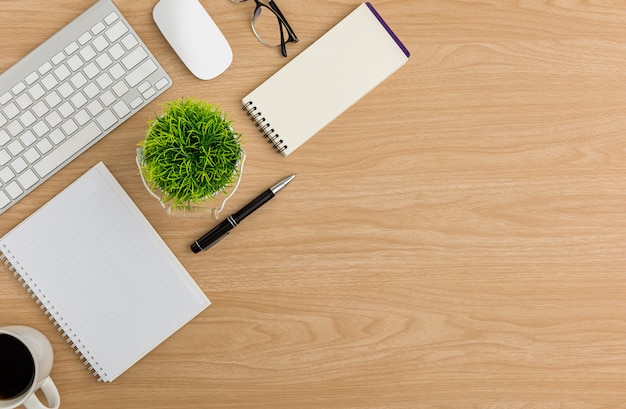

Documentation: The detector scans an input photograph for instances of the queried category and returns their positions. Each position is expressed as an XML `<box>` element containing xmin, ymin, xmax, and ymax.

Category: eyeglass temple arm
<box><xmin>279</xmin><ymin>25</ymin><xmax>287</xmax><ymax>57</ymax></box>
<box><xmin>269</xmin><ymin>0</ymin><xmax>298</xmax><ymax>41</ymax></box>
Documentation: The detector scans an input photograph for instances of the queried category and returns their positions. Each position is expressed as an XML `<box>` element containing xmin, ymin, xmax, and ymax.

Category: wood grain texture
<box><xmin>3</xmin><ymin>0</ymin><xmax>626</xmax><ymax>407</ymax></box>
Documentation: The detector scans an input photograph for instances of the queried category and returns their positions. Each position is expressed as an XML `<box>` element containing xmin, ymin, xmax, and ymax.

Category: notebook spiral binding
<box><xmin>243</xmin><ymin>101</ymin><xmax>288</xmax><ymax>154</ymax></box>
<box><xmin>0</xmin><ymin>249</ymin><xmax>106</xmax><ymax>381</ymax></box>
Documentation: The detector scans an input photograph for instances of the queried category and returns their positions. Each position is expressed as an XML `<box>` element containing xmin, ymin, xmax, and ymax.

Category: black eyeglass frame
<box><xmin>236</xmin><ymin>0</ymin><xmax>298</xmax><ymax>57</ymax></box>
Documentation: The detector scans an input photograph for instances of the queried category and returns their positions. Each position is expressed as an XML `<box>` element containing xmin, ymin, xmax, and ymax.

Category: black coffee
<box><xmin>0</xmin><ymin>334</ymin><xmax>35</xmax><ymax>400</ymax></box>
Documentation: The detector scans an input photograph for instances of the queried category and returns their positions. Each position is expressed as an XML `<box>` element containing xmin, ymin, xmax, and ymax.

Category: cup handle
<box><xmin>23</xmin><ymin>377</ymin><xmax>60</xmax><ymax>409</ymax></box>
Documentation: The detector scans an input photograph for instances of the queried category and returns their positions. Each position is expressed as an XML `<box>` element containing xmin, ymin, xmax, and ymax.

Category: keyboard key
<box><xmin>70</xmin><ymin>72</ymin><xmax>88</xmax><ymax>89</ymax></box>
<box><xmin>19</xmin><ymin>130</ymin><xmax>37</xmax><ymax>147</ymax></box>
<box><xmin>67</xmin><ymin>55</ymin><xmax>84</xmax><ymax>71</ymax></box>
<box><xmin>0</xmin><ymin>192</ymin><xmax>11</xmax><ymax>209</ymax></box>
<box><xmin>44</xmin><ymin>91</ymin><xmax>62</xmax><ymax>108</ymax></box>
<box><xmin>109</xmin><ymin>44</ymin><xmax>125</xmax><ymax>60</ymax></box>
<box><xmin>64</xmin><ymin>41</ymin><xmax>79</xmax><ymax>55</ymax></box>
<box><xmin>36</xmin><ymin>138</ymin><xmax>53</xmax><ymax>155</ymax></box>
<box><xmin>129</xmin><ymin>97</ymin><xmax>142</xmax><ymax>109</ymax></box>
<box><xmin>96</xmin><ymin>73</ymin><xmax>113</xmax><ymax>89</ymax></box>
<box><xmin>54</xmin><ymin>64</ymin><xmax>71</xmax><ymax>81</ymax></box>
<box><xmin>51</xmin><ymin>52</ymin><xmax>66</xmax><ymax>65</ymax></box>
<box><xmin>0</xmin><ymin>168</ymin><xmax>15</xmax><ymax>183</ymax></box>
<box><xmin>32</xmin><ymin>121</ymin><xmax>50</xmax><ymax>137</ymax></box>
<box><xmin>3</xmin><ymin>103</ymin><xmax>20</xmax><ymax>119</ymax></box>
<box><xmin>75</xmin><ymin>109</ymin><xmax>90</xmax><ymax>126</ymax></box>
<box><xmin>108</xmin><ymin>63</ymin><xmax>125</xmax><ymax>80</ymax></box>
<box><xmin>45</xmin><ymin>111</ymin><xmax>63</xmax><ymax>128</ymax></box>
<box><xmin>70</xmin><ymin>91</ymin><xmax>87</xmax><ymax>108</ymax></box>
<box><xmin>142</xmin><ymin>87</ymin><xmax>156</xmax><ymax>99</ymax></box>
<box><xmin>7</xmin><ymin>121</ymin><xmax>24</xmax><ymax>137</ymax></box>
<box><xmin>0</xmin><ymin>92</ymin><xmax>12</xmax><ymax>105</ymax></box>
<box><xmin>112</xmin><ymin>82</ymin><xmax>129</xmax><ymax>97</ymax></box>
<box><xmin>57</xmin><ymin>83</ymin><xmax>74</xmax><ymax>99</ymax></box>
<box><xmin>97</xmin><ymin>110</ymin><xmax>117</xmax><ymax>130</ymax></box>
<box><xmin>122</xmin><ymin>47</ymin><xmax>147</xmax><ymax>70</ymax></box>
<box><xmin>137</xmin><ymin>82</ymin><xmax>151</xmax><ymax>93</ymax></box>
<box><xmin>126</xmin><ymin>60</ymin><xmax>157</xmax><ymax>87</ymax></box>
<box><xmin>84</xmin><ymin>63</ymin><xmax>100</xmax><ymax>79</ymax></box>
<box><xmin>62</xmin><ymin>119</ymin><xmax>78</xmax><ymax>135</ymax></box>
<box><xmin>25</xmin><ymin>72</ymin><xmax>39</xmax><ymax>85</ymax></box>
<box><xmin>96</xmin><ymin>53</ymin><xmax>113</xmax><ymax>69</ymax></box>
<box><xmin>7</xmin><ymin>140</ymin><xmax>24</xmax><ymax>156</ymax></box>
<box><xmin>112</xmin><ymin>101</ymin><xmax>130</xmax><ymax>118</ymax></box>
<box><xmin>104</xmin><ymin>11</ymin><xmax>119</xmax><ymax>25</ymax></box>
<box><xmin>49</xmin><ymin>129</ymin><xmax>65</xmax><ymax>145</ymax></box>
<box><xmin>84</xmin><ymin>83</ymin><xmax>100</xmax><ymax>98</ymax></box>
<box><xmin>34</xmin><ymin>122</ymin><xmax>102</xmax><ymax>178</ymax></box>
<box><xmin>19</xmin><ymin>111</ymin><xmax>36</xmax><ymax>127</ymax></box>
<box><xmin>105</xmin><ymin>21</ymin><xmax>128</xmax><ymax>42</ymax></box>
<box><xmin>11</xmin><ymin>157</ymin><xmax>27</xmax><ymax>174</ymax></box>
<box><xmin>0</xmin><ymin>130</ymin><xmax>10</xmax><ymax>146</ymax></box>
<box><xmin>99</xmin><ymin>90</ymin><xmax>115</xmax><ymax>106</ymax></box>
<box><xmin>28</xmin><ymin>83</ymin><xmax>46</xmax><ymax>100</ymax></box>
<box><xmin>155</xmin><ymin>78</ymin><xmax>169</xmax><ymax>90</ymax></box>
<box><xmin>16</xmin><ymin>94</ymin><xmax>33</xmax><ymax>109</ymax></box>
<box><xmin>78</xmin><ymin>31</ymin><xmax>92</xmax><ymax>45</ymax></box>
<box><xmin>38</xmin><ymin>62</ymin><xmax>53</xmax><ymax>75</ymax></box>
<box><xmin>24</xmin><ymin>148</ymin><xmax>41</xmax><ymax>164</ymax></box>
<box><xmin>121</xmin><ymin>33</ymin><xmax>138</xmax><ymax>50</ymax></box>
<box><xmin>17</xmin><ymin>169</ymin><xmax>38</xmax><ymax>190</ymax></box>
<box><xmin>87</xmin><ymin>100</ymin><xmax>104</xmax><ymax>116</ymax></box>
<box><xmin>58</xmin><ymin>102</ymin><xmax>75</xmax><ymax>118</ymax></box>
<box><xmin>0</xmin><ymin>114</ymin><xmax>6</xmax><ymax>128</ymax></box>
<box><xmin>11</xmin><ymin>82</ymin><xmax>26</xmax><ymax>95</ymax></box>
<box><xmin>91</xmin><ymin>21</ymin><xmax>106</xmax><ymax>35</ymax></box>
<box><xmin>5</xmin><ymin>181</ymin><xmax>23</xmax><ymax>199</ymax></box>
<box><xmin>80</xmin><ymin>44</ymin><xmax>97</xmax><ymax>61</ymax></box>
<box><xmin>0</xmin><ymin>150</ymin><xmax>10</xmax><ymax>165</ymax></box>
<box><xmin>41</xmin><ymin>74</ymin><xmax>59</xmax><ymax>91</ymax></box>
<box><xmin>93</xmin><ymin>35</ymin><xmax>109</xmax><ymax>52</ymax></box>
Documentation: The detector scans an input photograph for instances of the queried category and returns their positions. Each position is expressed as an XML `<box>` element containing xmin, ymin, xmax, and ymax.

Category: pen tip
<box><xmin>271</xmin><ymin>174</ymin><xmax>296</xmax><ymax>193</ymax></box>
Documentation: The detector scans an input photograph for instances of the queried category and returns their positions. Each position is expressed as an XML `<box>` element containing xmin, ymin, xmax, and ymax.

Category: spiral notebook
<box><xmin>0</xmin><ymin>162</ymin><xmax>210</xmax><ymax>382</ymax></box>
<box><xmin>242</xmin><ymin>2</ymin><xmax>410</xmax><ymax>156</ymax></box>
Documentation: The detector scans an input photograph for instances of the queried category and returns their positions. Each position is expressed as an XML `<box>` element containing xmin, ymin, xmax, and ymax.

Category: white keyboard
<box><xmin>0</xmin><ymin>0</ymin><xmax>171</xmax><ymax>214</ymax></box>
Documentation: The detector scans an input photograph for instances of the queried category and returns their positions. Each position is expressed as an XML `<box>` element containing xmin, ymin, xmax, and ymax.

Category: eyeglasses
<box><xmin>231</xmin><ymin>0</ymin><xmax>298</xmax><ymax>57</ymax></box>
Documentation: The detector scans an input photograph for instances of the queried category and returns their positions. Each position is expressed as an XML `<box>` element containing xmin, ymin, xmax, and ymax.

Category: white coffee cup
<box><xmin>0</xmin><ymin>326</ymin><xmax>60</xmax><ymax>409</ymax></box>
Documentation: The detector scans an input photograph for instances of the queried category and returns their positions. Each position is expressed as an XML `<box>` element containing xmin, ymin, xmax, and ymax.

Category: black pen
<box><xmin>191</xmin><ymin>174</ymin><xmax>296</xmax><ymax>253</ymax></box>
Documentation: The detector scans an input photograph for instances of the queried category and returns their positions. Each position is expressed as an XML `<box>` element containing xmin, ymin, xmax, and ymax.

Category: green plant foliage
<box><xmin>140</xmin><ymin>98</ymin><xmax>243</xmax><ymax>206</ymax></box>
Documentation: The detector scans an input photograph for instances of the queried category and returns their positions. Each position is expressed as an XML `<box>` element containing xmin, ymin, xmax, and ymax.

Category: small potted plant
<box><xmin>137</xmin><ymin>98</ymin><xmax>245</xmax><ymax>217</ymax></box>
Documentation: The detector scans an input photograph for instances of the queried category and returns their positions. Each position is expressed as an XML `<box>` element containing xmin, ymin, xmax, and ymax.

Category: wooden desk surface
<box><xmin>2</xmin><ymin>0</ymin><xmax>626</xmax><ymax>407</ymax></box>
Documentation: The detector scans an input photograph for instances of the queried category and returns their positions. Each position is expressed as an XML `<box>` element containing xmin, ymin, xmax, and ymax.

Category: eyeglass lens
<box><xmin>252</xmin><ymin>4</ymin><xmax>285</xmax><ymax>47</ymax></box>
<box><xmin>231</xmin><ymin>0</ymin><xmax>297</xmax><ymax>57</ymax></box>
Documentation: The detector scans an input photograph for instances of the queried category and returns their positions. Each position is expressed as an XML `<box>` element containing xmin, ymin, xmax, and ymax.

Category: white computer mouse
<box><xmin>153</xmin><ymin>0</ymin><xmax>233</xmax><ymax>80</ymax></box>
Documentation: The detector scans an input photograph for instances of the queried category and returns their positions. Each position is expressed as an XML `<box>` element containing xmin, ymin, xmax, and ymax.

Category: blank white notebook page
<box><xmin>0</xmin><ymin>162</ymin><xmax>210</xmax><ymax>382</ymax></box>
<box><xmin>242</xmin><ymin>2</ymin><xmax>410</xmax><ymax>156</ymax></box>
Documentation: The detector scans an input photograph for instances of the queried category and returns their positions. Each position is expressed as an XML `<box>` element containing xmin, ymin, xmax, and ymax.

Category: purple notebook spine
<box><xmin>365</xmin><ymin>2</ymin><xmax>410</xmax><ymax>58</ymax></box>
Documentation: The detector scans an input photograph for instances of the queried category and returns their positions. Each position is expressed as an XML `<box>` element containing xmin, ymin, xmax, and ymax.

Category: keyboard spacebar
<box><xmin>34</xmin><ymin>122</ymin><xmax>103</xmax><ymax>178</ymax></box>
